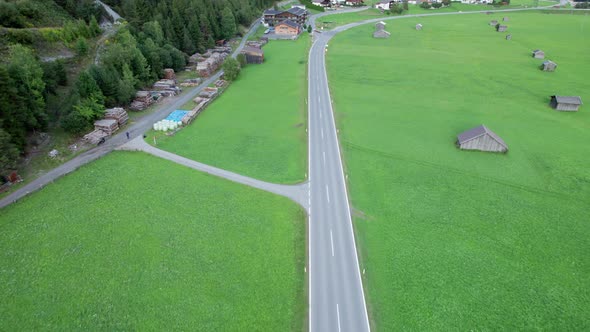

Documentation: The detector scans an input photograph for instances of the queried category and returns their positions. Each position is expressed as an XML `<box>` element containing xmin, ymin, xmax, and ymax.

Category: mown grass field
<box><xmin>149</xmin><ymin>37</ymin><xmax>310</xmax><ymax>184</ymax></box>
<box><xmin>326</xmin><ymin>11</ymin><xmax>590</xmax><ymax>330</ymax></box>
<box><xmin>0</xmin><ymin>152</ymin><xmax>306</xmax><ymax>331</ymax></box>
<box><xmin>318</xmin><ymin>0</ymin><xmax>558</xmax><ymax>27</ymax></box>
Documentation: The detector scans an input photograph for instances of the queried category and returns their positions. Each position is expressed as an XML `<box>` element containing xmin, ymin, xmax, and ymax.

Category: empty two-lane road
<box><xmin>308</xmin><ymin>32</ymin><xmax>370</xmax><ymax>332</ymax></box>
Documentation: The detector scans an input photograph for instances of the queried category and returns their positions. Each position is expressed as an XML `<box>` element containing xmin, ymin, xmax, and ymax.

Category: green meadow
<box><xmin>149</xmin><ymin>37</ymin><xmax>310</xmax><ymax>184</ymax></box>
<box><xmin>327</xmin><ymin>11</ymin><xmax>590</xmax><ymax>330</ymax></box>
<box><xmin>318</xmin><ymin>0</ymin><xmax>558</xmax><ymax>28</ymax></box>
<box><xmin>0</xmin><ymin>152</ymin><xmax>305</xmax><ymax>331</ymax></box>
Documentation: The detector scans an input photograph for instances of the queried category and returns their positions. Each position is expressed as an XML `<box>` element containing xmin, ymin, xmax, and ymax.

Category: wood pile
<box><xmin>182</xmin><ymin>97</ymin><xmax>210</xmax><ymax>125</ymax></box>
<box><xmin>180</xmin><ymin>78</ymin><xmax>202</xmax><ymax>87</ymax></box>
<box><xmin>215</xmin><ymin>80</ymin><xmax>228</xmax><ymax>88</ymax></box>
<box><xmin>199</xmin><ymin>87</ymin><xmax>218</xmax><ymax>98</ymax></box>
<box><xmin>94</xmin><ymin>119</ymin><xmax>119</xmax><ymax>135</ymax></box>
<box><xmin>196</xmin><ymin>52</ymin><xmax>226</xmax><ymax>77</ymax></box>
<box><xmin>163</xmin><ymin>68</ymin><xmax>176</xmax><ymax>80</ymax></box>
<box><xmin>130</xmin><ymin>91</ymin><xmax>154</xmax><ymax>111</ymax></box>
<box><xmin>104</xmin><ymin>107</ymin><xmax>129</xmax><ymax>126</ymax></box>
<box><xmin>83</xmin><ymin>129</ymin><xmax>109</xmax><ymax>144</ymax></box>
<box><xmin>153</xmin><ymin>79</ymin><xmax>176</xmax><ymax>90</ymax></box>
<box><xmin>246</xmin><ymin>41</ymin><xmax>263</xmax><ymax>49</ymax></box>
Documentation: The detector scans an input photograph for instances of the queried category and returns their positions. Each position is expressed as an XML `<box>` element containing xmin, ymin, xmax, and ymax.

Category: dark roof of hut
<box><xmin>457</xmin><ymin>125</ymin><xmax>507</xmax><ymax>148</ymax></box>
<box><xmin>277</xmin><ymin>19</ymin><xmax>300</xmax><ymax>29</ymax></box>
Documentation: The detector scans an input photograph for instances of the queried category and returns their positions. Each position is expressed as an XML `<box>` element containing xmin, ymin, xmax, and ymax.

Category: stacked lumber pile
<box><xmin>245</xmin><ymin>41</ymin><xmax>263</xmax><ymax>49</ymax></box>
<box><xmin>94</xmin><ymin>119</ymin><xmax>119</xmax><ymax>135</ymax></box>
<box><xmin>163</xmin><ymin>68</ymin><xmax>176</xmax><ymax>80</ymax></box>
<box><xmin>180</xmin><ymin>78</ymin><xmax>202</xmax><ymax>87</ymax></box>
<box><xmin>182</xmin><ymin>97</ymin><xmax>210</xmax><ymax>125</ymax></box>
<box><xmin>83</xmin><ymin>129</ymin><xmax>109</xmax><ymax>144</ymax></box>
<box><xmin>152</xmin><ymin>79</ymin><xmax>180</xmax><ymax>96</ymax></box>
<box><xmin>130</xmin><ymin>91</ymin><xmax>154</xmax><ymax>111</ymax></box>
<box><xmin>215</xmin><ymin>79</ymin><xmax>228</xmax><ymax>88</ymax></box>
<box><xmin>199</xmin><ymin>87</ymin><xmax>218</xmax><ymax>98</ymax></box>
<box><xmin>196</xmin><ymin>52</ymin><xmax>227</xmax><ymax>77</ymax></box>
<box><xmin>105</xmin><ymin>107</ymin><xmax>129</xmax><ymax>126</ymax></box>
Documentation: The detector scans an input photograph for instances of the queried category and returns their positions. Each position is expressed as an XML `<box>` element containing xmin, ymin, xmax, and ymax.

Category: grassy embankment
<box><xmin>0</xmin><ymin>152</ymin><xmax>306</xmax><ymax>331</ymax></box>
<box><xmin>327</xmin><ymin>11</ymin><xmax>590</xmax><ymax>330</ymax></box>
<box><xmin>148</xmin><ymin>36</ymin><xmax>311</xmax><ymax>184</ymax></box>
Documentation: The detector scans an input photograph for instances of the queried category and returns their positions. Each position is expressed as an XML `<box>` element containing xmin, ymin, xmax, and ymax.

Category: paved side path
<box><xmin>118</xmin><ymin>137</ymin><xmax>309</xmax><ymax>210</ymax></box>
<box><xmin>0</xmin><ymin>20</ymin><xmax>261</xmax><ymax>210</ymax></box>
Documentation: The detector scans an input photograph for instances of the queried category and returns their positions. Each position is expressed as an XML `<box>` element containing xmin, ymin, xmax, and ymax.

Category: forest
<box><xmin>0</xmin><ymin>0</ymin><xmax>273</xmax><ymax>172</ymax></box>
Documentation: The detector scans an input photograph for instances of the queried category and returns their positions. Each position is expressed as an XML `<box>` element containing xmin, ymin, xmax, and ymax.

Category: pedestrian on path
<box><xmin>126</xmin><ymin>131</ymin><xmax>130</xmax><ymax>139</ymax></box>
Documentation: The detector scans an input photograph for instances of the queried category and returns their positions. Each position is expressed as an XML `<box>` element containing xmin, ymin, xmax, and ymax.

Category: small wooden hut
<box><xmin>373</xmin><ymin>29</ymin><xmax>391</xmax><ymax>38</ymax></box>
<box><xmin>503</xmin><ymin>17</ymin><xmax>509</xmax><ymax>21</ymax></box>
<box><xmin>506</xmin><ymin>34</ymin><xmax>512</xmax><ymax>40</ymax></box>
<box><xmin>375</xmin><ymin>21</ymin><xmax>386</xmax><ymax>30</ymax></box>
<box><xmin>496</xmin><ymin>24</ymin><xmax>507</xmax><ymax>32</ymax></box>
<box><xmin>457</xmin><ymin>125</ymin><xmax>508</xmax><ymax>153</ymax></box>
<box><xmin>532</xmin><ymin>49</ymin><xmax>545</xmax><ymax>59</ymax></box>
<box><xmin>416</xmin><ymin>23</ymin><xmax>423</xmax><ymax>30</ymax></box>
<box><xmin>549</xmin><ymin>95</ymin><xmax>583</xmax><ymax>112</ymax></box>
<box><xmin>240</xmin><ymin>46</ymin><xmax>264</xmax><ymax>64</ymax></box>
<box><xmin>490</xmin><ymin>20</ymin><xmax>498</xmax><ymax>26</ymax></box>
<box><xmin>541</xmin><ymin>60</ymin><xmax>557</xmax><ymax>72</ymax></box>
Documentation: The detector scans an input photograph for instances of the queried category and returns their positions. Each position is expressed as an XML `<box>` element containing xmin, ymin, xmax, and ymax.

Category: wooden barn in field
<box><xmin>416</xmin><ymin>23</ymin><xmax>423</xmax><ymax>30</ymax></box>
<box><xmin>541</xmin><ymin>60</ymin><xmax>557</xmax><ymax>72</ymax></box>
<box><xmin>532</xmin><ymin>49</ymin><xmax>545</xmax><ymax>59</ymax></box>
<box><xmin>550</xmin><ymin>95</ymin><xmax>583</xmax><ymax>112</ymax></box>
<box><xmin>240</xmin><ymin>46</ymin><xmax>264</xmax><ymax>64</ymax></box>
<box><xmin>490</xmin><ymin>20</ymin><xmax>498</xmax><ymax>26</ymax></box>
<box><xmin>457</xmin><ymin>125</ymin><xmax>508</xmax><ymax>153</ymax></box>
<box><xmin>373</xmin><ymin>29</ymin><xmax>391</xmax><ymax>38</ymax></box>
<box><xmin>496</xmin><ymin>24</ymin><xmax>507</xmax><ymax>32</ymax></box>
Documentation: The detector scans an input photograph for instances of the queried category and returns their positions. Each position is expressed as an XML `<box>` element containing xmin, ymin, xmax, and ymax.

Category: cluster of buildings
<box><xmin>263</xmin><ymin>7</ymin><xmax>308</xmax><ymax>37</ymax></box>
<box><xmin>312</xmin><ymin>0</ymin><xmax>364</xmax><ymax>7</ymax></box>
<box><xmin>188</xmin><ymin>46</ymin><xmax>232</xmax><ymax>77</ymax></box>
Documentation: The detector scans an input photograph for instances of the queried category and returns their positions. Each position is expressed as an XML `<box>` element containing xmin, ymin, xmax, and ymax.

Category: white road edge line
<box><xmin>321</xmin><ymin>128</ymin><xmax>324</xmax><ymax>139</ymax></box>
<box><xmin>323</xmin><ymin>151</ymin><xmax>326</xmax><ymax>165</ymax></box>
<box><xmin>326</xmin><ymin>185</ymin><xmax>330</xmax><ymax>203</ymax></box>
<box><xmin>307</xmin><ymin>38</ymin><xmax>315</xmax><ymax>332</ymax></box>
<box><xmin>330</xmin><ymin>230</ymin><xmax>335</xmax><ymax>257</ymax></box>
<box><xmin>337</xmin><ymin>303</ymin><xmax>342</xmax><ymax>332</ymax></box>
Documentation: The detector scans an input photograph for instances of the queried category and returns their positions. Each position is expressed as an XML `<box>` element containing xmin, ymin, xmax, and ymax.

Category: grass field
<box><xmin>318</xmin><ymin>1</ymin><xmax>558</xmax><ymax>27</ymax></box>
<box><xmin>148</xmin><ymin>37</ymin><xmax>310</xmax><ymax>184</ymax></box>
<box><xmin>0</xmin><ymin>152</ymin><xmax>306</xmax><ymax>331</ymax></box>
<box><xmin>327</xmin><ymin>11</ymin><xmax>590</xmax><ymax>330</ymax></box>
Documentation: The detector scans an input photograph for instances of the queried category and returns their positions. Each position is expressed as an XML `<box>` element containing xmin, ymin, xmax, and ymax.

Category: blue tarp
<box><xmin>165</xmin><ymin>110</ymin><xmax>188</xmax><ymax>122</ymax></box>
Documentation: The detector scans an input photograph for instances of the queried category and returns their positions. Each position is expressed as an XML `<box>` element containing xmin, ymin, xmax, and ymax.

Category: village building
<box><xmin>532</xmin><ymin>49</ymin><xmax>545</xmax><ymax>59</ymax></box>
<box><xmin>345</xmin><ymin>0</ymin><xmax>364</xmax><ymax>5</ymax></box>
<box><xmin>263</xmin><ymin>7</ymin><xmax>308</xmax><ymax>26</ymax></box>
<box><xmin>541</xmin><ymin>60</ymin><xmax>557</xmax><ymax>72</ymax></box>
<box><xmin>240</xmin><ymin>46</ymin><xmax>264</xmax><ymax>64</ymax></box>
<box><xmin>275</xmin><ymin>19</ymin><xmax>302</xmax><ymax>35</ymax></box>
<box><xmin>549</xmin><ymin>95</ymin><xmax>583</xmax><ymax>112</ymax></box>
<box><xmin>375</xmin><ymin>0</ymin><xmax>392</xmax><ymax>10</ymax></box>
<box><xmin>373</xmin><ymin>29</ymin><xmax>391</xmax><ymax>38</ymax></box>
<box><xmin>496</xmin><ymin>24</ymin><xmax>507</xmax><ymax>32</ymax></box>
<box><xmin>457</xmin><ymin>125</ymin><xmax>508</xmax><ymax>153</ymax></box>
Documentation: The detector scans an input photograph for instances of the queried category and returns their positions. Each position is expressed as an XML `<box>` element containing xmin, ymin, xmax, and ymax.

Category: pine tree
<box><xmin>221</xmin><ymin>6</ymin><xmax>237</xmax><ymax>40</ymax></box>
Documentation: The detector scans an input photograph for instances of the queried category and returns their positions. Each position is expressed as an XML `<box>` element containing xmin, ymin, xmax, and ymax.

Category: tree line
<box><xmin>0</xmin><ymin>0</ymin><xmax>274</xmax><ymax>173</ymax></box>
